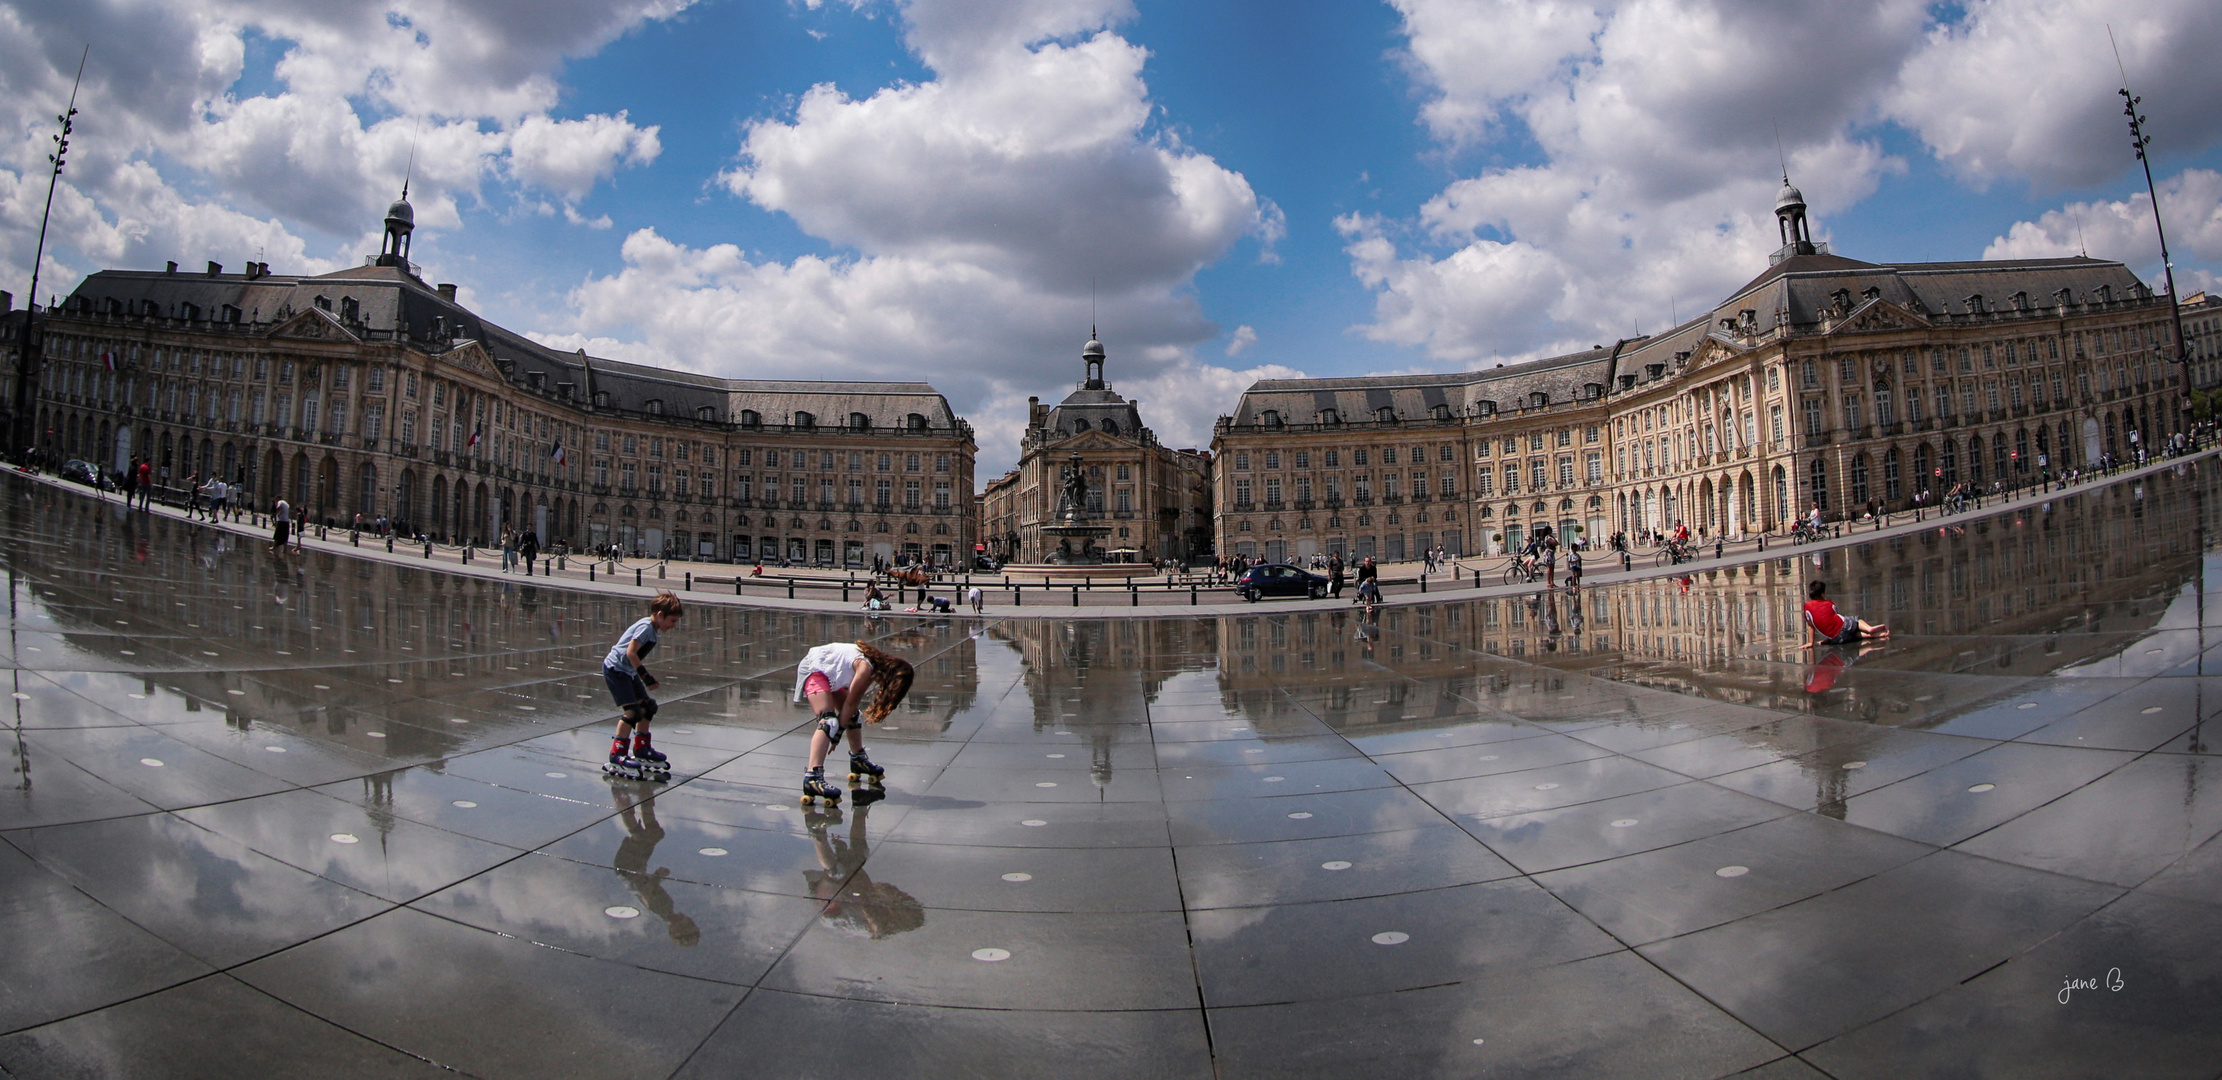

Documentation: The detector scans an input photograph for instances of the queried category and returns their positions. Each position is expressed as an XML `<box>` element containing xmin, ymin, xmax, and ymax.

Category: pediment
<box><xmin>264</xmin><ymin>308</ymin><xmax>358</xmax><ymax>343</ymax></box>
<box><xmin>1687</xmin><ymin>338</ymin><xmax>1736</xmax><ymax>368</ymax></box>
<box><xmin>1831</xmin><ymin>298</ymin><xmax>1928</xmax><ymax>335</ymax></box>
<box><xmin>438</xmin><ymin>340</ymin><xmax>502</xmax><ymax>381</ymax></box>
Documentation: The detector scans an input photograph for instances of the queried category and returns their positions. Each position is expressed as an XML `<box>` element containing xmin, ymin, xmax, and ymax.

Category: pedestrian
<box><xmin>520</xmin><ymin>529</ymin><xmax>540</xmax><ymax>576</ymax></box>
<box><xmin>968</xmin><ymin>584</ymin><xmax>983</xmax><ymax>614</ymax></box>
<box><xmin>1565</xmin><ymin>545</ymin><xmax>1583</xmax><ymax>590</ymax></box>
<box><xmin>207</xmin><ymin>476</ymin><xmax>227</xmax><ymax>520</ymax></box>
<box><xmin>602</xmin><ymin>592</ymin><xmax>684</xmax><ymax>780</ymax></box>
<box><xmin>1800</xmin><ymin>580</ymin><xmax>1889</xmax><ymax>649</ymax></box>
<box><xmin>270</xmin><ymin>497</ymin><xmax>292</xmax><ymax>553</ymax></box>
<box><xmin>500</xmin><ymin>527</ymin><xmax>517</xmax><ymax>572</ymax></box>
<box><xmin>1328</xmin><ymin>552</ymin><xmax>1345</xmax><ymax>598</ymax></box>
<box><xmin>183</xmin><ymin>473</ymin><xmax>203</xmax><ymax>519</ymax></box>
<box><xmin>1353</xmin><ymin>555</ymin><xmax>1376</xmax><ymax>604</ymax></box>
<box><xmin>136</xmin><ymin>458</ymin><xmax>153</xmax><ymax>510</ymax></box>
<box><xmin>792</xmin><ymin>640</ymin><xmax>915</xmax><ymax>806</ymax></box>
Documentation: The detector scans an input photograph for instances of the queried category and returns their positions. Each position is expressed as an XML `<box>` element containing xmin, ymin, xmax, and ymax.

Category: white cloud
<box><xmin>1355</xmin><ymin>0</ymin><xmax>2222</xmax><ymax>364</ymax></box>
<box><xmin>1225</xmin><ymin>324</ymin><xmax>1257</xmax><ymax>356</ymax></box>
<box><xmin>0</xmin><ymin>0</ymin><xmax>687</xmax><ymax>297</ymax></box>
<box><xmin>546</xmin><ymin>0</ymin><xmax>1282</xmax><ymax>473</ymax></box>
<box><xmin>1983</xmin><ymin>168</ymin><xmax>2222</xmax><ymax>272</ymax></box>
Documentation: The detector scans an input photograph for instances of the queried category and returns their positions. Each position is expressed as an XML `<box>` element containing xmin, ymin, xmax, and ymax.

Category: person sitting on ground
<box><xmin>1801</xmin><ymin>580</ymin><xmax>1889</xmax><ymax>649</ymax></box>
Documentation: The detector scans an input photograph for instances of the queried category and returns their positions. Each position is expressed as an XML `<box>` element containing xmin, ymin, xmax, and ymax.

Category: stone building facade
<box><xmin>1214</xmin><ymin>186</ymin><xmax>2186</xmax><ymax>560</ymax></box>
<box><xmin>979</xmin><ymin>336</ymin><xmax>1213</xmax><ymax>564</ymax></box>
<box><xmin>18</xmin><ymin>196</ymin><xmax>977</xmax><ymax>565</ymax></box>
<box><xmin>2183</xmin><ymin>291</ymin><xmax>2222</xmax><ymax>390</ymax></box>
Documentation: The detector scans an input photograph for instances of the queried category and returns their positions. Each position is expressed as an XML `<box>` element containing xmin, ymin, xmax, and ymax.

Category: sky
<box><xmin>4</xmin><ymin>0</ymin><xmax>2221</xmax><ymax>479</ymax></box>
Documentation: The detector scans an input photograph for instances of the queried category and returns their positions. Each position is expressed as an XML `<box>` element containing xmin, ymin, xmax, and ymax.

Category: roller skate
<box><xmin>846</xmin><ymin>749</ymin><xmax>885</xmax><ymax>788</ymax></box>
<box><xmin>801</xmin><ymin>768</ymin><xmax>842</xmax><ymax>807</ymax></box>
<box><xmin>603</xmin><ymin>736</ymin><xmax>646</xmax><ymax>781</ymax></box>
<box><xmin>630</xmin><ymin>733</ymin><xmax>671</xmax><ymax>780</ymax></box>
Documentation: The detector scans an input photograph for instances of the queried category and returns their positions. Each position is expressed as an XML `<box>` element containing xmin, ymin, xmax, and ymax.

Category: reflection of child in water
<box><xmin>610</xmin><ymin>791</ymin><xmax>700</xmax><ymax>946</ymax></box>
<box><xmin>802</xmin><ymin>797</ymin><xmax>924</xmax><ymax>939</ymax></box>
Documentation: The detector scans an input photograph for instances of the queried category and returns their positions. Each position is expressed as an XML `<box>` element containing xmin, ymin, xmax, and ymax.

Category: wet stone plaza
<box><xmin>3</xmin><ymin>467</ymin><xmax>2222</xmax><ymax>1079</ymax></box>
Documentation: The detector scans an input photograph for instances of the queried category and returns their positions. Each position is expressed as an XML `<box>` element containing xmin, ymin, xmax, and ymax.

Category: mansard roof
<box><xmin>63</xmin><ymin>264</ymin><xmax>969</xmax><ymax>435</ymax></box>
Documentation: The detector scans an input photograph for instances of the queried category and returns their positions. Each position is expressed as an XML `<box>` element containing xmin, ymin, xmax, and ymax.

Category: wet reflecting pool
<box><xmin>3</xmin><ymin>466</ymin><xmax>2220</xmax><ymax>1078</ymax></box>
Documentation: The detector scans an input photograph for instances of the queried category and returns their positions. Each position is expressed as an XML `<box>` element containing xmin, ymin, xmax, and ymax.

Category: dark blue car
<box><xmin>1236</xmin><ymin>563</ymin><xmax>1330</xmax><ymax>602</ymax></box>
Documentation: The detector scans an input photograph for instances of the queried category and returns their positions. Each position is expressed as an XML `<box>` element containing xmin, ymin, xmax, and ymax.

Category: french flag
<box><xmin>550</xmin><ymin>441</ymin><xmax>566</xmax><ymax>466</ymax></box>
<box><xmin>467</xmin><ymin>428</ymin><xmax>481</xmax><ymax>448</ymax></box>
<box><xmin>101</xmin><ymin>351</ymin><xmax>116</xmax><ymax>372</ymax></box>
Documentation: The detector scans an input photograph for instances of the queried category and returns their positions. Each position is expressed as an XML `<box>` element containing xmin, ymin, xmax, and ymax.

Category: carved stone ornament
<box><xmin>1842</xmin><ymin>302</ymin><xmax>1920</xmax><ymax>334</ymax></box>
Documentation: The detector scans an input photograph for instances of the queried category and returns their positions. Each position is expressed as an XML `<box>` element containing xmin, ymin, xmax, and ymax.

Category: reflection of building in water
<box><xmin>992</xmin><ymin>619</ymin><xmax>1216</xmax><ymax>788</ymax></box>
<box><xmin>611</xmin><ymin>787</ymin><xmax>699</xmax><ymax>946</ymax></box>
<box><xmin>705</xmin><ymin>609</ymin><xmax>982</xmax><ymax>736</ymax></box>
<box><xmin>803</xmin><ymin>796</ymin><xmax>921</xmax><ymax>939</ymax></box>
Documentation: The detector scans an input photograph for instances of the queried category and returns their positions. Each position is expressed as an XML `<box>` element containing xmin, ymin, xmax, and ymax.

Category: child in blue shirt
<box><xmin>604</xmin><ymin>592</ymin><xmax>683</xmax><ymax>776</ymax></box>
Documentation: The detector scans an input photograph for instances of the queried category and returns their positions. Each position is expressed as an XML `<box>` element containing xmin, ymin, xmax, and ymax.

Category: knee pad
<box><xmin>641</xmin><ymin>698</ymin><xmax>658</xmax><ymax>722</ymax></box>
<box><xmin>622</xmin><ymin>703</ymin><xmax>647</xmax><ymax>725</ymax></box>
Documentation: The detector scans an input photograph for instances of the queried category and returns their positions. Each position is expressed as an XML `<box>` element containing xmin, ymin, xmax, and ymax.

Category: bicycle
<box><xmin>1652</xmin><ymin>541</ymin><xmax>1692</xmax><ymax>568</ymax></box>
<box><xmin>1502</xmin><ymin>555</ymin><xmax>1544</xmax><ymax>586</ymax></box>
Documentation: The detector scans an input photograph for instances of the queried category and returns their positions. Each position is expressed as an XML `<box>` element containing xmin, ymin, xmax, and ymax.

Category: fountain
<box><xmin>1039</xmin><ymin>452</ymin><xmax>1113</xmax><ymax>565</ymax></box>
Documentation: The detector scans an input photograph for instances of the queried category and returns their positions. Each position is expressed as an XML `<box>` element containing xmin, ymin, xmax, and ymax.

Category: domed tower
<box><xmin>1775</xmin><ymin>175</ymin><xmax>1815</xmax><ymax>258</ymax></box>
<box><xmin>377</xmin><ymin>184</ymin><xmax>415</xmax><ymax>268</ymax></box>
<box><xmin>1082</xmin><ymin>330</ymin><xmax>1106</xmax><ymax>390</ymax></box>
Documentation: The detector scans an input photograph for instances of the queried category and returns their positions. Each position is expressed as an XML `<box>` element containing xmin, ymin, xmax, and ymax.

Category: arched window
<box><xmin>1883</xmin><ymin>446</ymin><xmax>1902</xmax><ymax>501</ymax></box>
<box><xmin>907</xmin><ymin>413</ymin><xmax>928</xmax><ymax>430</ymax></box>
<box><xmin>794</xmin><ymin>411</ymin><xmax>815</xmax><ymax>428</ymax></box>
<box><xmin>1319</xmin><ymin>408</ymin><xmax>1340</xmax><ymax>424</ymax></box>
<box><xmin>1073</xmin><ymin>418</ymin><xmax>1090</xmax><ymax>432</ymax></box>
<box><xmin>1102</xmin><ymin>419</ymin><xmax>1119</xmax><ymax>436</ymax></box>
<box><xmin>739</xmin><ymin>409</ymin><xmax>760</xmax><ymax>427</ymax></box>
<box><xmin>1260</xmin><ymin>410</ymin><xmax>1281</xmax><ymax>427</ymax></box>
<box><xmin>850</xmin><ymin>412</ymin><xmax>871</xmax><ymax>429</ymax></box>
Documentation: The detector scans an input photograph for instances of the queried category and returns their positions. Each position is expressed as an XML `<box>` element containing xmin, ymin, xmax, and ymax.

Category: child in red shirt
<box><xmin>1802</xmin><ymin>580</ymin><xmax>1888</xmax><ymax>648</ymax></box>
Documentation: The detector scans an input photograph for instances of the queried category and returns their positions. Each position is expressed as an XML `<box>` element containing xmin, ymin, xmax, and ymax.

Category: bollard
<box><xmin>685</xmin><ymin>572</ymin><xmax>692</xmax><ymax>591</ymax></box>
<box><xmin>843</xmin><ymin>582</ymin><xmax>851</xmax><ymax>602</ymax></box>
<box><xmin>636</xmin><ymin>568</ymin><xmax>643</xmax><ymax>587</ymax></box>
<box><xmin>1071</xmin><ymin>585</ymin><xmax>1080</xmax><ymax>607</ymax></box>
<box><xmin>1622</xmin><ymin>552</ymin><xmax>1632</xmax><ymax>573</ymax></box>
<box><xmin>1420</xmin><ymin>575</ymin><xmax>1428</xmax><ymax>594</ymax></box>
<box><xmin>352</xmin><ymin>532</ymin><xmax>360</xmax><ymax>547</ymax></box>
<box><xmin>734</xmin><ymin>577</ymin><xmax>741</xmax><ymax>596</ymax></box>
<box><xmin>789</xmin><ymin>579</ymin><xmax>796</xmax><ymax>600</ymax></box>
<box><xmin>1131</xmin><ymin>585</ymin><xmax>1139</xmax><ymax>607</ymax></box>
<box><xmin>1015</xmin><ymin>584</ymin><xmax>1023</xmax><ymax>607</ymax></box>
<box><xmin>424</xmin><ymin>542</ymin><xmax>432</xmax><ymax>558</ymax></box>
<box><xmin>590</xmin><ymin>564</ymin><xmax>596</xmax><ymax>582</ymax></box>
<box><xmin>658</xmin><ymin>564</ymin><xmax>666</xmax><ymax>580</ymax></box>
<box><xmin>387</xmin><ymin>536</ymin><xmax>394</xmax><ymax>553</ymax></box>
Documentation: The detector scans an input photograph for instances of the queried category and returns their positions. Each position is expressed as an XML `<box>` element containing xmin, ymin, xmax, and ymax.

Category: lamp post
<box><xmin>2115</xmin><ymin>57</ymin><xmax>2189</xmax><ymax>372</ymax></box>
<box><xmin>8</xmin><ymin>47</ymin><xmax>86</xmax><ymax>459</ymax></box>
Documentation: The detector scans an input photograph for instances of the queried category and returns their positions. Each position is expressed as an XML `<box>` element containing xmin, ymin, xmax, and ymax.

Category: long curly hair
<box><xmin>854</xmin><ymin>641</ymin><xmax>914</xmax><ymax>723</ymax></box>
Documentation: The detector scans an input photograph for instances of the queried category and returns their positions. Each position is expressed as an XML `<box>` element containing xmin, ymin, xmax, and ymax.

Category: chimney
<box><xmin>243</xmin><ymin>262</ymin><xmax>259</xmax><ymax>281</ymax></box>
<box><xmin>0</xmin><ymin>291</ymin><xmax>10</xmax><ymax>313</ymax></box>
<box><xmin>437</xmin><ymin>283</ymin><xmax>457</xmax><ymax>303</ymax></box>
<box><xmin>165</xmin><ymin>261</ymin><xmax>177</xmax><ymax>274</ymax></box>
<box><xmin>206</xmin><ymin>261</ymin><xmax>222</xmax><ymax>277</ymax></box>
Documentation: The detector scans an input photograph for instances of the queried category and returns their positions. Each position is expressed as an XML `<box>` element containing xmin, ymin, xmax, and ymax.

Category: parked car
<box><xmin>1235</xmin><ymin>563</ymin><xmax>1330</xmax><ymax>602</ymax></box>
<box><xmin>60</xmin><ymin>459</ymin><xmax>108</xmax><ymax>489</ymax></box>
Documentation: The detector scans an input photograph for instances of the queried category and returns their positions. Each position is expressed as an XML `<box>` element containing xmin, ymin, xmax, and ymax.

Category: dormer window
<box><xmin>1583</xmin><ymin>383</ymin><xmax>1603</xmax><ymax>400</ymax></box>
<box><xmin>698</xmin><ymin>406</ymin><xmax>716</xmax><ymax>422</ymax></box>
<box><xmin>1261</xmin><ymin>409</ymin><xmax>1282</xmax><ymax>427</ymax></box>
<box><xmin>1430</xmin><ymin>403</ymin><xmax>1450</xmax><ymax>421</ymax></box>
<box><xmin>528</xmin><ymin>372</ymin><xmax>545</xmax><ymax>390</ymax></box>
<box><xmin>314</xmin><ymin>295</ymin><xmax>331</xmax><ymax>312</ymax></box>
<box><xmin>1375</xmin><ymin>406</ymin><xmax>1397</xmax><ymax>423</ymax></box>
<box><xmin>1646</xmin><ymin>363</ymin><xmax>1666</xmax><ymax>380</ymax></box>
<box><xmin>794</xmin><ymin>411</ymin><xmax>815</xmax><ymax>428</ymax></box>
<box><xmin>907</xmin><ymin>413</ymin><xmax>928</xmax><ymax>430</ymax></box>
<box><xmin>593</xmin><ymin>391</ymin><xmax>610</xmax><ymax>408</ymax></box>
<box><xmin>340</xmin><ymin>297</ymin><xmax>359</xmax><ymax>322</ymax></box>
<box><xmin>1073</xmin><ymin>418</ymin><xmax>1091</xmax><ymax>432</ymax></box>
<box><xmin>1102</xmin><ymin>419</ymin><xmax>1118</xmax><ymax>436</ymax></box>
<box><xmin>1862</xmin><ymin>286</ymin><xmax>1882</xmax><ymax>302</ymax></box>
<box><xmin>1475</xmin><ymin>400</ymin><xmax>1496</xmax><ymax>417</ymax></box>
<box><xmin>1319</xmin><ymin>408</ymin><xmax>1340</xmax><ymax>425</ymax></box>
<box><xmin>1529</xmin><ymin>392</ymin><xmax>1548</xmax><ymax>408</ymax></box>
<box><xmin>850</xmin><ymin>412</ymin><xmax>871</xmax><ymax>429</ymax></box>
<box><xmin>739</xmin><ymin>409</ymin><xmax>760</xmax><ymax>427</ymax></box>
<box><xmin>645</xmin><ymin>399</ymin><xmax>664</xmax><ymax>415</ymax></box>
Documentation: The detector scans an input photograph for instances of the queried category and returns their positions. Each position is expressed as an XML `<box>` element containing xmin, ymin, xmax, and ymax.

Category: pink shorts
<box><xmin>802</xmin><ymin>672</ymin><xmax>834</xmax><ymax>697</ymax></box>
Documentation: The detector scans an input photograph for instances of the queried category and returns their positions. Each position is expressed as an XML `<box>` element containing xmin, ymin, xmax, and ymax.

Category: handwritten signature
<box><xmin>2057</xmin><ymin>968</ymin><xmax>2125</xmax><ymax>1005</ymax></box>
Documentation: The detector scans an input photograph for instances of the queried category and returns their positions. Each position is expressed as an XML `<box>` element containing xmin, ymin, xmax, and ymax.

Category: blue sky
<box><xmin>5</xmin><ymin>0</ymin><xmax>2221</xmax><ymax>474</ymax></box>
